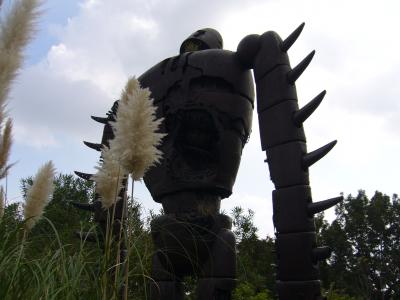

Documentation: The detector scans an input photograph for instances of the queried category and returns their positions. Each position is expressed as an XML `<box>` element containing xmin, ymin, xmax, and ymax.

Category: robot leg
<box><xmin>197</xmin><ymin>228</ymin><xmax>236</xmax><ymax>300</ymax></box>
<box><xmin>149</xmin><ymin>251</ymin><xmax>184</xmax><ymax>300</ymax></box>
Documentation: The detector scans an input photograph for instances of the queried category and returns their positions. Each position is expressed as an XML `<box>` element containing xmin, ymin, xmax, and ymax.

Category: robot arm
<box><xmin>236</xmin><ymin>24</ymin><xmax>343</xmax><ymax>300</ymax></box>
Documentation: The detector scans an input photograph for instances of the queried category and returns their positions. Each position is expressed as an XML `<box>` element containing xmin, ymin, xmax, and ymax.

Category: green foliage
<box><xmin>0</xmin><ymin>173</ymin><xmax>153</xmax><ymax>299</ymax></box>
<box><xmin>233</xmin><ymin>282</ymin><xmax>272</xmax><ymax>300</ymax></box>
<box><xmin>0</xmin><ymin>217</ymin><xmax>102</xmax><ymax>299</ymax></box>
<box><xmin>123</xmin><ymin>198</ymin><xmax>154</xmax><ymax>299</ymax></box>
<box><xmin>324</xmin><ymin>284</ymin><xmax>358</xmax><ymax>300</ymax></box>
<box><xmin>232</xmin><ymin>207</ymin><xmax>276</xmax><ymax>298</ymax></box>
<box><xmin>6</xmin><ymin>174</ymin><xmax>393</xmax><ymax>299</ymax></box>
<box><xmin>20</xmin><ymin>174</ymin><xmax>95</xmax><ymax>256</ymax></box>
<box><xmin>232</xmin><ymin>207</ymin><xmax>258</xmax><ymax>242</ymax></box>
<box><xmin>318</xmin><ymin>190</ymin><xmax>400</xmax><ymax>299</ymax></box>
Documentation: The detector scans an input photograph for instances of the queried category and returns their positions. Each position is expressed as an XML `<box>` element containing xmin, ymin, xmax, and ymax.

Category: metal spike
<box><xmin>293</xmin><ymin>90</ymin><xmax>326</xmax><ymax>127</ymax></box>
<box><xmin>308</xmin><ymin>196</ymin><xmax>344</xmax><ymax>215</ymax></box>
<box><xmin>74</xmin><ymin>171</ymin><xmax>93</xmax><ymax>181</ymax></box>
<box><xmin>70</xmin><ymin>201</ymin><xmax>95</xmax><ymax>212</ymax></box>
<box><xmin>91</xmin><ymin>115</ymin><xmax>109</xmax><ymax>124</ymax></box>
<box><xmin>75</xmin><ymin>231</ymin><xmax>99</xmax><ymax>243</ymax></box>
<box><xmin>303</xmin><ymin>140</ymin><xmax>337</xmax><ymax>169</ymax></box>
<box><xmin>287</xmin><ymin>50</ymin><xmax>315</xmax><ymax>84</ymax></box>
<box><xmin>83</xmin><ymin>141</ymin><xmax>102</xmax><ymax>151</ymax></box>
<box><xmin>281</xmin><ymin>22</ymin><xmax>305</xmax><ymax>52</ymax></box>
<box><xmin>312</xmin><ymin>246</ymin><xmax>331</xmax><ymax>262</ymax></box>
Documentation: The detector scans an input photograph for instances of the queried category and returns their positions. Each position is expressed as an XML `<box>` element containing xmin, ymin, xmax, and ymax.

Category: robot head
<box><xmin>180</xmin><ymin>28</ymin><xmax>223</xmax><ymax>54</ymax></box>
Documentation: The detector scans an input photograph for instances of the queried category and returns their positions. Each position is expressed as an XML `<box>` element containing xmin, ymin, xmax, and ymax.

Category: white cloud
<box><xmin>13</xmin><ymin>124</ymin><xmax>58</xmax><ymax>149</ymax></box>
<box><xmin>10</xmin><ymin>61</ymin><xmax>111</xmax><ymax>146</ymax></box>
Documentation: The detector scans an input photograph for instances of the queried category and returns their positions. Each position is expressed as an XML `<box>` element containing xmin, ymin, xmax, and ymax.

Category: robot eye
<box><xmin>181</xmin><ymin>39</ymin><xmax>208</xmax><ymax>53</ymax></box>
<box><xmin>182</xmin><ymin>40</ymin><xmax>201</xmax><ymax>52</ymax></box>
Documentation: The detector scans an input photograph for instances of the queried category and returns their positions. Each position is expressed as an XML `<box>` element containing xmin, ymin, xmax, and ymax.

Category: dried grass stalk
<box><xmin>0</xmin><ymin>118</ymin><xmax>12</xmax><ymax>179</ymax></box>
<box><xmin>110</xmin><ymin>77</ymin><xmax>166</xmax><ymax>180</ymax></box>
<box><xmin>0</xmin><ymin>186</ymin><xmax>4</xmax><ymax>219</ymax></box>
<box><xmin>93</xmin><ymin>147</ymin><xmax>127</xmax><ymax>209</ymax></box>
<box><xmin>0</xmin><ymin>0</ymin><xmax>41</xmax><ymax>107</ymax></box>
<box><xmin>24</xmin><ymin>161</ymin><xmax>55</xmax><ymax>230</ymax></box>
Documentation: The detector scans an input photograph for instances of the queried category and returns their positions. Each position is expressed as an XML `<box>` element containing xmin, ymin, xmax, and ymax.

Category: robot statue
<box><xmin>73</xmin><ymin>24</ymin><xmax>342</xmax><ymax>300</ymax></box>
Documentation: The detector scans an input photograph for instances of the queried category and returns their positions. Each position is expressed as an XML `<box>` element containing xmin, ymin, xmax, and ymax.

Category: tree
<box><xmin>20</xmin><ymin>173</ymin><xmax>95</xmax><ymax>254</ymax></box>
<box><xmin>232</xmin><ymin>207</ymin><xmax>276</xmax><ymax>298</ymax></box>
<box><xmin>318</xmin><ymin>190</ymin><xmax>400</xmax><ymax>299</ymax></box>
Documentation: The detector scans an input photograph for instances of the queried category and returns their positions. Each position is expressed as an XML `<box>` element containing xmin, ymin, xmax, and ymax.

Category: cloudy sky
<box><xmin>4</xmin><ymin>0</ymin><xmax>400</xmax><ymax>237</ymax></box>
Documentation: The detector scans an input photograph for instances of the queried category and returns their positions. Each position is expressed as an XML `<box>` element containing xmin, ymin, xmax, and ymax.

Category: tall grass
<box><xmin>0</xmin><ymin>220</ymin><xmax>102</xmax><ymax>299</ymax></box>
<box><xmin>0</xmin><ymin>198</ymin><xmax>155</xmax><ymax>300</ymax></box>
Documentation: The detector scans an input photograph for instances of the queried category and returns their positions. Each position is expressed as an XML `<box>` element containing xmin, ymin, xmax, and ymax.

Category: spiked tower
<box><xmin>238</xmin><ymin>23</ymin><xmax>343</xmax><ymax>298</ymax></box>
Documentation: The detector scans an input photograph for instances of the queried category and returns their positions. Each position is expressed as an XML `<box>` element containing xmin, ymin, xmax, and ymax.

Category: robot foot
<box><xmin>150</xmin><ymin>280</ymin><xmax>184</xmax><ymax>300</ymax></box>
<box><xmin>196</xmin><ymin>278</ymin><xmax>236</xmax><ymax>300</ymax></box>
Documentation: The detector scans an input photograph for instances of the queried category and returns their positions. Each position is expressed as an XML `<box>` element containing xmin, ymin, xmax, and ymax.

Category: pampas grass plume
<box><xmin>93</xmin><ymin>147</ymin><xmax>127</xmax><ymax>209</ymax></box>
<box><xmin>0</xmin><ymin>0</ymin><xmax>41</xmax><ymax>179</ymax></box>
<box><xmin>0</xmin><ymin>0</ymin><xmax>41</xmax><ymax>107</ymax></box>
<box><xmin>24</xmin><ymin>161</ymin><xmax>55</xmax><ymax>230</ymax></box>
<box><xmin>110</xmin><ymin>77</ymin><xmax>166</xmax><ymax>180</ymax></box>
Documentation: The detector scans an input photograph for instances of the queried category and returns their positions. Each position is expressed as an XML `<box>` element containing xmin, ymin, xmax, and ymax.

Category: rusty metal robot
<box><xmin>74</xmin><ymin>24</ymin><xmax>342</xmax><ymax>299</ymax></box>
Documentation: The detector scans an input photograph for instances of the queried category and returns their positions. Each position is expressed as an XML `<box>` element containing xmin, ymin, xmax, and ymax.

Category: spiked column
<box><xmin>249</xmin><ymin>23</ymin><xmax>342</xmax><ymax>299</ymax></box>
